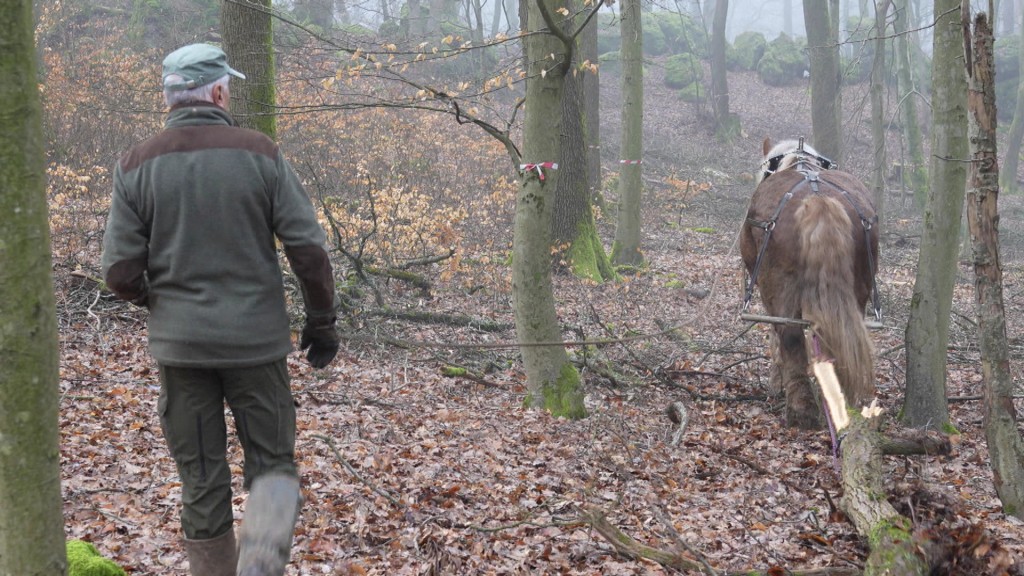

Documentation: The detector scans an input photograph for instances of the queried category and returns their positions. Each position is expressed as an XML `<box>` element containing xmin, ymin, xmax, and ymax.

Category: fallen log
<box><xmin>837</xmin><ymin>411</ymin><xmax>935</xmax><ymax>575</ymax></box>
<box><xmin>815</xmin><ymin>361</ymin><xmax>939</xmax><ymax>574</ymax></box>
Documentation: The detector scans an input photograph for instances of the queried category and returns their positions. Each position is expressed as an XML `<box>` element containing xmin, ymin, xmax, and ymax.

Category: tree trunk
<box><xmin>409</xmin><ymin>0</ymin><xmax>424</xmax><ymax>37</ymax></box>
<box><xmin>964</xmin><ymin>9</ymin><xmax>1024</xmax><ymax>520</ymax></box>
<box><xmin>894</xmin><ymin>0</ymin><xmax>927</xmax><ymax>205</ymax></box>
<box><xmin>491</xmin><ymin>0</ymin><xmax>503</xmax><ymax>34</ymax></box>
<box><xmin>335</xmin><ymin>0</ymin><xmax>350</xmax><ymax>25</ymax></box>
<box><xmin>999</xmin><ymin>0</ymin><xmax>1015</xmax><ymax>36</ymax></box>
<box><xmin>552</xmin><ymin>0</ymin><xmax>614</xmax><ymax>282</ymax></box>
<box><xmin>428</xmin><ymin>0</ymin><xmax>456</xmax><ymax>35</ymax></box>
<box><xmin>870</xmin><ymin>0</ymin><xmax>890</xmax><ymax>225</ymax></box>
<box><xmin>508</xmin><ymin>0</ymin><xmax>520</xmax><ymax>34</ymax></box>
<box><xmin>469</xmin><ymin>0</ymin><xmax>486</xmax><ymax>73</ymax></box>
<box><xmin>999</xmin><ymin>3</ymin><xmax>1024</xmax><ymax>196</ymax></box>
<box><xmin>803</xmin><ymin>0</ymin><xmax>843</xmax><ymax>164</ymax></box>
<box><xmin>902</xmin><ymin>0</ymin><xmax>967</xmax><ymax>430</ymax></box>
<box><xmin>710</xmin><ymin>0</ymin><xmax>738</xmax><ymax>140</ymax></box>
<box><xmin>611</xmin><ymin>0</ymin><xmax>644</xmax><ymax>266</ymax></box>
<box><xmin>0</xmin><ymin>0</ymin><xmax>67</xmax><ymax>572</ymax></box>
<box><xmin>222</xmin><ymin>0</ymin><xmax>277</xmax><ymax>139</ymax></box>
<box><xmin>582</xmin><ymin>7</ymin><xmax>601</xmax><ymax>208</ymax></box>
<box><xmin>514</xmin><ymin>0</ymin><xmax>586</xmax><ymax>419</ymax></box>
<box><xmin>294</xmin><ymin>0</ymin><xmax>333</xmax><ymax>28</ymax></box>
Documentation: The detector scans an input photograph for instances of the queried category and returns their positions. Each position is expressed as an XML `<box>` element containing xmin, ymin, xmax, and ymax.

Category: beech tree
<box><xmin>222</xmin><ymin>0</ymin><xmax>276</xmax><ymax>138</ymax></box>
<box><xmin>514</xmin><ymin>0</ymin><xmax>598</xmax><ymax>418</ymax></box>
<box><xmin>894</xmin><ymin>0</ymin><xmax>926</xmax><ymax>204</ymax></box>
<box><xmin>709</xmin><ymin>0</ymin><xmax>737</xmax><ymax>140</ymax></box>
<box><xmin>902</xmin><ymin>0</ymin><xmax>967</xmax><ymax>430</ymax></box>
<box><xmin>611</xmin><ymin>0</ymin><xmax>643</xmax><ymax>266</ymax></box>
<box><xmin>870</xmin><ymin>0</ymin><xmax>891</xmax><ymax>222</ymax></box>
<box><xmin>552</xmin><ymin>0</ymin><xmax>614</xmax><ymax>281</ymax></box>
<box><xmin>0</xmin><ymin>0</ymin><xmax>67</xmax><ymax>572</ymax></box>
<box><xmin>802</xmin><ymin>0</ymin><xmax>842</xmax><ymax>163</ymax></box>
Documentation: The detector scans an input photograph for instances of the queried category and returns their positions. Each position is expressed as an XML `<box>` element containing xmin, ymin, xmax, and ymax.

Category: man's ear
<box><xmin>213</xmin><ymin>84</ymin><xmax>227</xmax><ymax>108</ymax></box>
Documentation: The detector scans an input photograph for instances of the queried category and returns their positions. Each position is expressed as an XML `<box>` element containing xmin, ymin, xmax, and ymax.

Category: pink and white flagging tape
<box><xmin>519</xmin><ymin>162</ymin><xmax>559</xmax><ymax>181</ymax></box>
<box><xmin>619</xmin><ymin>159</ymin><xmax>643</xmax><ymax>165</ymax></box>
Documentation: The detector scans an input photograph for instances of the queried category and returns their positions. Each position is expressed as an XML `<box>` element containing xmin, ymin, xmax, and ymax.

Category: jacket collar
<box><xmin>165</xmin><ymin>102</ymin><xmax>238</xmax><ymax>128</ymax></box>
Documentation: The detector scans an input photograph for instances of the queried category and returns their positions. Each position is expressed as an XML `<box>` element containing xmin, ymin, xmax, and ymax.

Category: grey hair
<box><xmin>163</xmin><ymin>73</ymin><xmax>230</xmax><ymax>107</ymax></box>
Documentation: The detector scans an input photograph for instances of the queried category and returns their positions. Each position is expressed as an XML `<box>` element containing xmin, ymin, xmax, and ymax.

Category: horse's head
<box><xmin>756</xmin><ymin>137</ymin><xmax>837</xmax><ymax>183</ymax></box>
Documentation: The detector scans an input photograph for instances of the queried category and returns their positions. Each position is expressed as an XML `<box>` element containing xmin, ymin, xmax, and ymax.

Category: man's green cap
<box><xmin>162</xmin><ymin>44</ymin><xmax>246</xmax><ymax>91</ymax></box>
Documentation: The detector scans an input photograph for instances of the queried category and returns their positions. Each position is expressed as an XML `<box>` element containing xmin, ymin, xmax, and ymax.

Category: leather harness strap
<box><xmin>743</xmin><ymin>161</ymin><xmax>883</xmax><ymax>322</ymax></box>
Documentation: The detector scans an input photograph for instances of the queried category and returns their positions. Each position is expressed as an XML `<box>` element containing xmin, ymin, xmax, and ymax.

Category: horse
<box><xmin>739</xmin><ymin>138</ymin><xmax>880</xmax><ymax>429</ymax></box>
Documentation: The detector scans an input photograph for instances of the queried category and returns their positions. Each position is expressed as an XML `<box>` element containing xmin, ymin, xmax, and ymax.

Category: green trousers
<box><xmin>158</xmin><ymin>359</ymin><xmax>298</xmax><ymax>540</ymax></box>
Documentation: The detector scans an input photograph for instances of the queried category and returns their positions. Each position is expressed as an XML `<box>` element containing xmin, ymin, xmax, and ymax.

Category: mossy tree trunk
<box><xmin>552</xmin><ymin>0</ymin><xmax>614</xmax><ymax>282</ymax></box>
<box><xmin>514</xmin><ymin>0</ymin><xmax>586</xmax><ymax>419</ymax></box>
<box><xmin>0</xmin><ymin>0</ymin><xmax>67</xmax><ymax>572</ymax></box>
<box><xmin>611</xmin><ymin>0</ymin><xmax>643</xmax><ymax>266</ymax></box>
<box><xmin>964</xmin><ymin>10</ymin><xmax>1024</xmax><ymax>520</ymax></box>
<box><xmin>902</xmin><ymin>0</ymin><xmax>967</xmax><ymax>431</ymax></box>
<box><xmin>802</xmin><ymin>0</ymin><xmax>842</xmax><ymax>164</ymax></box>
<box><xmin>839</xmin><ymin>416</ymin><xmax>933</xmax><ymax>574</ymax></box>
<box><xmin>222</xmin><ymin>0</ymin><xmax>277</xmax><ymax>138</ymax></box>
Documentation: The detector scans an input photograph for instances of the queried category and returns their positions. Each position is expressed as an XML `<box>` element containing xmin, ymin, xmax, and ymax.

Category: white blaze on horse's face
<box><xmin>756</xmin><ymin>139</ymin><xmax>823</xmax><ymax>184</ymax></box>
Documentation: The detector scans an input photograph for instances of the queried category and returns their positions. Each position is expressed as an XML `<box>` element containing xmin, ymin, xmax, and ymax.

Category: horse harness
<box><xmin>742</xmin><ymin>155</ymin><xmax>882</xmax><ymax>323</ymax></box>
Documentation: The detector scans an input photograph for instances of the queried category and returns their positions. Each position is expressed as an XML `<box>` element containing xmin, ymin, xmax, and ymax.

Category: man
<box><xmin>102</xmin><ymin>43</ymin><xmax>338</xmax><ymax>576</ymax></box>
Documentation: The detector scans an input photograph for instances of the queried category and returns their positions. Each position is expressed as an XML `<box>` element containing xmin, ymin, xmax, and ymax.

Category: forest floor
<box><xmin>56</xmin><ymin>61</ymin><xmax>1024</xmax><ymax>574</ymax></box>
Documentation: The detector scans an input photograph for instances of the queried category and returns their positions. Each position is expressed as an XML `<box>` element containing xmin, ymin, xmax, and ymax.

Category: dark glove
<box><xmin>300</xmin><ymin>311</ymin><xmax>339</xmax><ymax>369</ymax></box>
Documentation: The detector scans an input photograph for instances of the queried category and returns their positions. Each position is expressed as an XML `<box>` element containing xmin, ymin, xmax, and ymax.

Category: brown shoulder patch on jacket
<box><xmin>120</xmin><ymin>125</ymin><xmax>278</xmax><ymax>173</ymax></box>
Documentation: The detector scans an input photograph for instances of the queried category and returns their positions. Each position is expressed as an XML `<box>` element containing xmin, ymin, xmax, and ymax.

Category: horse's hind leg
<box><xmin>775</xmin><ymin>325</ymin><xmax>823</xmax><ymax>429</ymax></box>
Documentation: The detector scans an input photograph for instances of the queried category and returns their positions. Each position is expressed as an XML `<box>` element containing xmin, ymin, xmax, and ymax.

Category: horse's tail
<box><xmin>796</xmin><ymin>195</ymin><xmax>875</xmax><ymax>407</ymax></box>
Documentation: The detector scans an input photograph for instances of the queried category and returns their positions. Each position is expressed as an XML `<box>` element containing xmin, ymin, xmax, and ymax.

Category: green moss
<box><xmin>757</xmin><ymin>33</ymin><xmax>807</xmax><ymax>86</ymax></box>
<box><xmin>678</xmin><ymin>81</ymin><xmax>704</xmax><ymax>102</ymax></box>
<box><xmin>728</xmin><ymin>31</ymin><xmax>767</xmax><ymax>70</ymax></box>
<box><xmin>664</xmin><ymin>53</ymin><xmax>702</xmax><ymax>88</ymax></box>
<box><xmin>566</xmin><ymin>219</ymin><xmax>617</xmax><ymax>282</ymax></box>
<box><xmin>67</xmin><ymin>540</ymin><xmax>125</xmax><ymax>576</ymax></box>
<box><xmin>441</xmin><ymin>366</ymin><xmax>467</xmax><ymax>377</ymax></box>
<box><xmin>690</xmin><ymin>227</ymin><xmax>715</xmax><ymax>233</ymax></box>
<box><xmin>664</xmin><ymin>279</ymin><xmax>685</xmax><ymax>289</ymax></box>
<box><xmin>525</xmin><ymin>363</ymin><xmax>587</xmax><ymax>419</ymax></box>
<box><xmin>941</xmin><ymin>421</ymin><xmax>961</xmax><ymax>435</ymax></box>
<box><xmin>864</xmin><ymin>519</ymin><xmax>929</xmax><ymax>575</ymax></box>
<box><xmin>640</xmin><ymin>13</ymin><xmax>668</xmax><ymax>56</ymax></box>
<box><xmin>866</xmin><ymin>518</ymin><xmax>913</xmax><ymax>549</ymax></box>
<box><xmin>545</xmin><ymin>363</ymin><xmax>587</xmax><ymax>419</ymax></box>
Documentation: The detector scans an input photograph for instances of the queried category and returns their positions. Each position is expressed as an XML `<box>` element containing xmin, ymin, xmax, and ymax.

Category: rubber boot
<box><xmin>237</xmin><ymin>472</ymin><xmax>302</xmax><ymax>576</ymax></box>
<box><xmin>184</xmin><ymin>528</ymin><xmax>237</xmax><ymax>576</ymax></box>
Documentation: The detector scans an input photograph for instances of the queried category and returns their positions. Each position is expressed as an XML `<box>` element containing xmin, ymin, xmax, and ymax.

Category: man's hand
<box><xmin>300</xmin><ymin>311</ymin><xmax>339</xmax><ymax>369</ymax></box>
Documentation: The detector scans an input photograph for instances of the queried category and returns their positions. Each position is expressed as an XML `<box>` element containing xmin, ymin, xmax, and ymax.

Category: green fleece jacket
<box><xmin>102</xmin><ymin>103</ymin><xmax>334</xmax><ymax>367</ymax></box>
